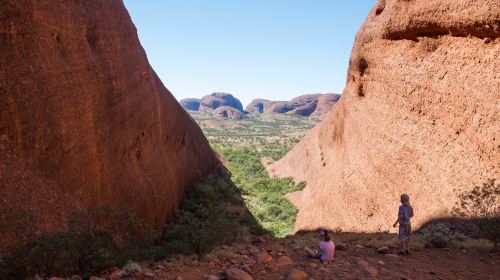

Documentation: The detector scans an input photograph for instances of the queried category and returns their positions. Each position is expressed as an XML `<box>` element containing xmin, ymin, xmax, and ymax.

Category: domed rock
<box><xmin>0</xmin><ymin>0</ymin><xmax>219</xmax><ymax>248</ymax></box>
<box><xmin>213</xmin><ymin>106</ymin><xmax>248</xmax><ymax>120</ymax></box>
<box><xmin>179</xmin><ymin>98</ymin><xmax>201</xmax><ymax>111</ymax></box>
<box><xmin>245</xmin><ymin>99</ymin><xmax>277</xmax><ymax>114</ymax></box>
<box><xmin>269</xmin><ymin>0</ymin><xmax>499</xmax><ymax>232</ymax></box>
<box><xmin>285</xmin><ymin>99</ymin><xmax>319</xmax><ymax>116</ymax></box>
<box><xmin>199</xmin><ymin>92</ymin><xmax>244</xmax><ymax>112</ymax></box>
<box><xmin>310</xmin><ymin>93</ymin><xmax>341</xmax><ymax>118</ymax></box>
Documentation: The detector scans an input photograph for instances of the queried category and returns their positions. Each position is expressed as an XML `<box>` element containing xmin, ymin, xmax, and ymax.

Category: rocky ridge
<box><xmin>269</xmin><ymin>0</ymin><xmax>500</xmax><ymax>232</ymax></box>
<box><xmin>0</xmin><ymin>0</ymin><xmax>219</xmax><ymax>248</ymax></box>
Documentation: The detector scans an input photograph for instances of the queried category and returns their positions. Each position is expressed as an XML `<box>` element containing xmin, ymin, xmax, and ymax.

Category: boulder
<box><xmin>276</xmin><ymin>256</ymin><xmax>294</xmax><ymax>266</ymax></box>
<box><xmin>225</xmin><ymin>268</ymin><xmax>253</xmax><ymax>280</ymax></box>
<box><xmin>254</xmin><ymin>252</ymin><xmax>273</xmax><ymax>264</ymax></box>
<box><xmin>287</xmin><ymin>269</ymin><xmax>308</xmax><ymax>280</ymax></box>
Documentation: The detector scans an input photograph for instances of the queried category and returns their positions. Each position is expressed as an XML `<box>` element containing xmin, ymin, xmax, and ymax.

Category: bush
<box><xmin>420</xmin><ymin>223</ymin><xmax>466</xmax><ymax>248</ymax></box>
<box><xmin>163</xmin><ymin>173</ymin><xmax>259</xmax><ymax>259</ymax></box>
<box><xmin>122</xmin><ymin>261</ymin><xmax>142</xmax><ymax>275</ymax></box>
<box><xmin>0</xmin><ymin>205</ymin><xmax>156</xmax><ymax>280</ymax></box>
<box><xmin>453</xmin><ymin>178</ymin><xmax>500</xmax><ymax>248</ymax></box>
<box><xmin>0</xmin><ymin>230</ymin><xmax>118</xmax><ymax>279</ymax></box>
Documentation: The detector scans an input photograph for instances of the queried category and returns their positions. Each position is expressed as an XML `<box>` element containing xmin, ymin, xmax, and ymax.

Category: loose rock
<box><xmin>287</xmin><ymin>269</ymin><xmax>308</xmax><ymax>280</ymax></box>
<box><xmin>225</xmin><ymin>267</ymin><xmax>253</xmax><ymax>280</ymax></box>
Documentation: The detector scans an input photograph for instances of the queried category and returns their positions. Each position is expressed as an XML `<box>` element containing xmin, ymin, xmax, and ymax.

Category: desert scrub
<box><xmin>163</xmin><ymin>172</ymin><xmax>264</xmax><ymax>259</ymax></box>
<box><xmin>453</xmin><ymin>178</ymin><xmax>500</xmax><ymax>248</ymax></box>
<box><xmin>0</xmin><ymin>205</ymin><xmax>158</xmax><ymax>280</ymax></box>
<box><xmin>420</xmin><ymin>223</ymin><xmax>466</xmax><ymax>248</ymax></box>
<box><xmin>215</xmin><ymin>145</ymin><xmax>305</xmax><ymax>237</ymax></box>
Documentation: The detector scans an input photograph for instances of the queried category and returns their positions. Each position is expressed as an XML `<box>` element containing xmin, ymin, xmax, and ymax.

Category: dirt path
<box><xmin>110</xmin><ymin>233</ymin><xmax>499</xmax><ymax>280</ymax></box>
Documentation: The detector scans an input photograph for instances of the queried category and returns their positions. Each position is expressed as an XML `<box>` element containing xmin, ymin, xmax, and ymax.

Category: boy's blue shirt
<box><xmin>398</xmin><ymin>204</ymin><xmax>414</xmax><ymax>225</ymax></box>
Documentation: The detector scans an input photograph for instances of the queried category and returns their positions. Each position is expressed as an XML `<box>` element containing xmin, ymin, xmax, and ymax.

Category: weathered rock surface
<box><xmin>269</xmin><ymin>0</ymin><xmax>500</xmax><ymax>232</ymax></box>
<box><xmin>0</xmin><ymin>0</ymin><xmax>219</xmax><ymax>247</ymax></box>
<box><xmin>213</xmin><ymin>106</ymin><xmax>248</xmax><ymax>120</ymax></box>
<box><xmin>199</xmin><ymin>92</ymin><xmax>244</xmax><ymax>112</ymax></box>
<box><xmin>179</xmin><ymin>98</ymin><xmax>201</xmax><ymax>111</ymax></box>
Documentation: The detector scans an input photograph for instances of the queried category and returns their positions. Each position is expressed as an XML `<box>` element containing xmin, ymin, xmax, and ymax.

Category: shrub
<box><xmin>420</xmin><ymin>223</ymin><xmax>466</xmax><ymax>248</ymax></box>
<box><xmin>0</xmin><ymin>230</ymin><xmax>118</xmax><ymax>279</ymax></box>
<box><xmin>163</xmin><ymin>173</ymin><xmax>255</xmax><ymax>259</ymax></box>
<box><xmin>122</xmin><ymin>261</ymin><xmax>142</xmax><ymax>275</ymax></box>
<box><xmin>453</xmin><ymin>178</ymin><xmax>500</xmax><ymax>248</ymax></box>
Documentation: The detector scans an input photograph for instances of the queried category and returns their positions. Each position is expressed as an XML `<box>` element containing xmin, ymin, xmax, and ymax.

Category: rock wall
<box><xmin>0</xmin><ymin>0</ymin><xmax>220</xmax><ymax>247</ymax></box>
<box><xmin>269</xmin><ymin>0</ymin><xmax>500</xmax><ymax>232</ymax></box>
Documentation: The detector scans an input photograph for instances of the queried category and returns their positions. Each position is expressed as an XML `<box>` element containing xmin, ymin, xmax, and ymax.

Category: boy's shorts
<box><xmin>399</xmin><ymin>223</ymin><xmax>411</xmax><ymax>241</ymax></box>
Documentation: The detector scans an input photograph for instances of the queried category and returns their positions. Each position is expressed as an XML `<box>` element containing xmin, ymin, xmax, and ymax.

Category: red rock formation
<box><xmin>245</xmin><ymin>99</ymin><xmax>278</xmax><ymax>114</ymax></box>
<box><xmin>310</xmin><ymin>93</ymin><xmax>341</xmax><ymax>118</ymax></box>
<box><xmin>213</xmin><ymin>106</ymin><xmax>248</xmax><ymax>120</ymax></box>
<box><xmin>285</xmin><ymin>99</ymin><xmax>319</xmax><ymax>116</ymax></box>
<box><xmin>270</xmin><ymin>0</ymin><xmax>500</xmax><ymax>232</ymax></box>
<box><xmin>0</xmin><ymin>0</ymin><xmax>219</xmax><ymax>247</ymax></box>
<box><xmin>199</xmin><ymin>92</ymin><xmax>244</xmax><ymax>112</ymax></box>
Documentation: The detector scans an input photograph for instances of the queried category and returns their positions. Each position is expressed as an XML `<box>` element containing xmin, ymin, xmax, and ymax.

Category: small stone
<box><xmin>255</xmin><ymin>252</ymin><xmax>273</xmax><ymax>263</ymax></box>
<box><xmin>364</xmin><ymin>267</ymin><xmax>378</xmax><ymax>277</ymax></box>
<box><xmin>143</xmin><ymin>272</ymin><xmax>154</xmax><ymax>278</ymax></box>
<box><xmin>225</xmin><ymin>267</ymin><xmax>253</xmax><ymax>280</ymax></box>
<box><xmin>109</xmin><ymin>269</ymin><xmax>124</xmax><ymax>279</ymax></box>
<box><xmin>377</xmin><ymin>246</ymin><xmax>390</xmax><ymax>254</ymax></box>
<box><xmin>222</xmin><ymin>245</ymin><xmax>231</xmax><ymax>250</ymax></box>
<box><xmin>335</xmin><ymin>243</ymin><xmax>348</xmax><ymax>251</ymax></box>
<box><xmin>378</xmin><ymin>260</ymin><xmax>385</xmax><ymax>266</ymax></box>
<box><xmin>157</xmin><ymin>264</ymin><xmax>165</xmax><ymax>270</ymax></box>
<box><xmin>385</xmin><ymin>254</ymin><xmax>400</xmax><ymax>259</ymax></box>
<box><xmin>206</xmin><ymin>276</ymin><xmax>219</xmax><ymax>280</ymax></box>
<box><xmin>176</xmin><ymin>276</ymin><xmax>183</xmax><ymax>280</ymax></box>
<box><xmin>287</xmin><ymin>269</ymin><xmax>308</xmax><ymax>280</ymax></box>
<box><xmin>357</xmin><ymin>260</ymin><xmax>369</xmax><ymax>267</ymax></box>
<box><xmin>276</xmin><ymin>256</ymin><xmax>294</xmax><ymax>267</ymax></box>
<box><xmin>256</xmin><ymin>236</ymin><xmax>266</xmax><ymax>243</ymax></box>
<box><xmin>355</xmin><ymin>244</ymin><xmax>365</xmax><ymax>249</ymax></box>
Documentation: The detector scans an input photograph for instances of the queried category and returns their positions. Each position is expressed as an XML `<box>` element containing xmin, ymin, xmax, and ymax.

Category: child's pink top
<box><xmin>319</xmin><ymin>241</ymin><xmax>335</xmax><ymax>262</ymax></box>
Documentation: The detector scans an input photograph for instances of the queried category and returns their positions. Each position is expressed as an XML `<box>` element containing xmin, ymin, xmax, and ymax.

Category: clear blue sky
<box><xmin>123</xmin><ymin>1</ymin><xmax>376</xmax><ymax>106</ymax></box>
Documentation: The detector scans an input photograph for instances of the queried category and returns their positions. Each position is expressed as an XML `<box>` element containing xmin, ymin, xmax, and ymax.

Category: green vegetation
<box><xmin>163</xmin><ymin>172</ymin><xmax>264</xmax><ymax>259</ymax></box>
<box><xmin>190</xmin><ymin>112</ymin><xmax>317</xmax><ymax>237</ymax></box>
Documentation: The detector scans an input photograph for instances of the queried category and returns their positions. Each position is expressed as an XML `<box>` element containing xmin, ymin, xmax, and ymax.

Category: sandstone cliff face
<box><xmin>0</xmin><ymin>0</ymin><xmax>219</xmax><ymax>247</ymax></box>
<box><xmin>270</xmin><ymin>0</ymin><xmax>500</xmax><ymax>232</ymax></box>
<box><xmin>199</xmin><ymin>92</ymin><xmax>244</xmax><ymax>112</ymax></box>
<box><xmin>247</xmin><ymin>94</ymin><xmax>338</xmax><ymax>117</ymax></box>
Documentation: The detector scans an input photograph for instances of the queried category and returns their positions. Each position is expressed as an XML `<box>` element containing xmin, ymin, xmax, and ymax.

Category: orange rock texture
<box><xmin>269</xmin><ymin>0</ymin><xmax>500</xmax><ymax>232</ymax></box>
<box><xmin>0</xmin><ymin>0</ymin><xmax>219</xmax><ymax>247</ymax></box>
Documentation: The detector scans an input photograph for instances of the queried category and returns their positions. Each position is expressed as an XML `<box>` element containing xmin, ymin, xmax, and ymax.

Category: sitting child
<box><xmin>304</xmin><ymin>229</ymin><xmax>335</xmax><ymax>263</ymax></box>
